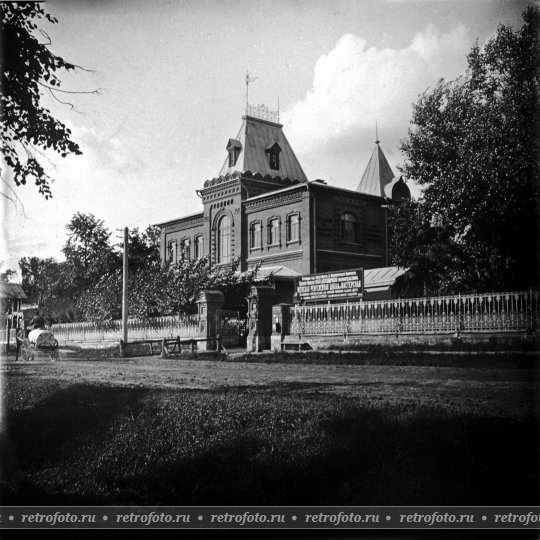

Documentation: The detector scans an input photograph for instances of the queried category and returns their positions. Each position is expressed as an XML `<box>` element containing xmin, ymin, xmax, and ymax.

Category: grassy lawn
<box><xmin>1</xmin><ymin>355</ymin><xmax>538</xmax><ymax>506</ymax></box>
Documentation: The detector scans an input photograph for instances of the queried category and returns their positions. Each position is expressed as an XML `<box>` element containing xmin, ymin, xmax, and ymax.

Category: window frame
<box><xmin>167</xmin><ymin>239</ymin><xmax>177</xmax><ymax>263</ymax></box>
<box><xmin>180</xmin><ymin>237</ymin><xmax>190</xmax><ymax>261</ymax></box>
<box><xmin>340</xmin><ymin>212</ymin><xmax>358</xmax><ymax>244</ymax></box>
<box><xmin>286</xmin><ymin>212</ymin><xmax>300</xmax><ymax>244</ymax></box>
<box><xmin>267</xmin><ymin>217</ymin><xmax>281</xmax><ymax>247</ymax></box>
<box><xmin>250</xmin><ymin>220</ymin><xmax>263</xmax><ymax>251</ymax></box>
<box><xmin>269</xmin><ymin>151</ymin><xmax>279</xmax><ymax>170</ymax></box>
<box><xmin>216</xmin><ymin>214</ymin><xmax>232</xmax><ymax>264</ymax></box>
<box><xmin>194</xmin><ymin>235</ymin><xmax>204</xmax><ymax>260</ymax></box>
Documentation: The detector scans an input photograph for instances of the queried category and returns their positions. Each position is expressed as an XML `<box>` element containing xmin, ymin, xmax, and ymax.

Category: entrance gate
<box><xmin>215</xmin><ymin>309</ymin><xmax>244</xmax><ymax>348</ymax></box>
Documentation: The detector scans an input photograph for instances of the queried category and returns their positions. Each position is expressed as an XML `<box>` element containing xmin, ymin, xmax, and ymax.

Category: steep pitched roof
<box><xmin>218</xmin><ymin>115</ymin><xmax>308</xmax><ymax>183</ymax></box>
<box><xmin>357</xmin><ymin>141</ymin><xmax>395</xmax><ymax>197</ymax></box>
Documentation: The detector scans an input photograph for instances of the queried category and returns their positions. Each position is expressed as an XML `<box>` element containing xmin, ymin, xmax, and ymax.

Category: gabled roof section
<box><xmin>1</xmin><ymin>283</ymin><xmax>27</xmax><ymax>299</ymax></box>
<box><xmin>218</xmin><ymin>115</ymin><xmax>308</xmax><ymax>183</ymax></box>
<box><xmin>357</xmin><ymin>141</ymin><xmax>395</xmax><ymax>197</ymax></box>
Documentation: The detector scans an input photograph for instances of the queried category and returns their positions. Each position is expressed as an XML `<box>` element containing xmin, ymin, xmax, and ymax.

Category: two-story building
<box><xmin>157</xmin><ymin>105</ymin><xmax>410</xmax><ymax>300</ymax></box>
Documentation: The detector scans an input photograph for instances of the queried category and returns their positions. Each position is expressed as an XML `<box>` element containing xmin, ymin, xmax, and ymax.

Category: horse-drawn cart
<box><xmin>17</xmin><ymin>329</ymin><xmax>59</xmax><ymax>361</ymax></box>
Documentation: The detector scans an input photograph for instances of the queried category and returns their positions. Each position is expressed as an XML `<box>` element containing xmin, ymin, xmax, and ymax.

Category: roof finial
<box><xmin>375</xmin><ymin>121</ymin><xmax>379</xmax><ymax>144</ymax></box>
<box><xmin>277</xmin><ymin>96</ymin><xmax>280</xmax><ymax>122</ymax></box>
<box><xmin>245</xmin><ymin>71</ymin><xmax>258</xmax><ymax>113</ymax></box>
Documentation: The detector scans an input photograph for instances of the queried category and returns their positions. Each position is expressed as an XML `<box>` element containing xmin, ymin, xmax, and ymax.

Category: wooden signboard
<box><xmin>296</xmin><ymin>268</ymin><xmax>364</xmax><ymax>302</ymax></box>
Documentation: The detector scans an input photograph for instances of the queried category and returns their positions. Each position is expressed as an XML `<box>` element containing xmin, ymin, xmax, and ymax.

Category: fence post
<box><xmin>195</xmin><ymin>290</ymin><xmax>224</xmax><ymax>352</ymax></box>
<box><xmin>528</xmin><ymin>289</ymin><xmax>534</xmax><ymax>333</ymax></box>
<box><xmin>160</xmin><ymin>338</ymin><xmax>169</xmax><ymax>358</ymax></box>
<box><xmin>119</xmin><ymin>339</ymin><xmax>127</xmax><ymax>358</ymax></box>
<box><xmin>455</xmin><ymin>293</ymin><xmax>461</xmax><ymax>336</ymax></box>
<box><xmin>246</xmin><ymin>286</ymin><xmax>276</xmax><ymax>352</ymax></box>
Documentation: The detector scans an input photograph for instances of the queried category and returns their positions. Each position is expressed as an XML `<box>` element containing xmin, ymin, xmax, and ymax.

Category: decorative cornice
<box><xmin>203</xmin><ymin>170</ymin><xmax>301</xmax><ymax>190</ymax></box>
<box><xmin>247</xmin><ymin>249</ymin><xmax>303</xmax><ymax>263</ymax></box>
<box><xmin>244</xmin><ymin>188</ymin><xmax>306</xmax><ymax>212</ymax></box>
<box><xmin>201</xmin><ymin>175</ymin><xmax>240</xmax><ymax>192</ymax></box>
<box><xmin>159</xmin><ymin>212</ymin><xmax>204</xmax><ymax>230</ymax></box>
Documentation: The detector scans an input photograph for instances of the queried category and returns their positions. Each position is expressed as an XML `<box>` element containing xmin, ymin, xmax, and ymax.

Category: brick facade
<box><xmin>157</xmin><ymin>111</ymin><xmax>396</xmax><ymax>290</ymax></box>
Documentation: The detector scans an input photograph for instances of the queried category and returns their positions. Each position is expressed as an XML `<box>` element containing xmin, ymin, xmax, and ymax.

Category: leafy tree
<box><xmin>125</xmin><ymin>226</ymin><xmax>161</xmax><ymax>272</ymax></box>
<box><xmin>19</xmin><ymin>256</ymin><xmax>62</xmax><ymax>304</ymax></box>
<box><xmin>62</xmin><ymin>212</ymin><xmax>118</xmax><ymax>292</ymax></box>
<box><xmin>0</xmin><ymin>261</ymin><xmax>16</xmax><ymax>283</ymax></box>
<box><xmin>78</xmin><ymin>257</ymin><xmax>259</xmax><ymax>323</ymax></box>
<box><xmin>77</xmin><ymin>270</ymin><xmax>123</xmax><ymax>323</ymax></box>
<box><xmin>18</xmin><ymin>256</ymin><xmax>81</xmax><ymax>322</ymax></box>
<box><xmin>0</xmin><ymin>3</ymin><xmax>97</xmax><ymax>199</ymax></box>
<box><xmin>393</xmin><ymin>6</ymin><xmax>539</xmax><ymax>294</ymax></box>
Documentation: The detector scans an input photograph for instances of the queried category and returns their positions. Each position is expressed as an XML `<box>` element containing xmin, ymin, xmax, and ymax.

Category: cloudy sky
<box><xmin>1</xmin><ymin>0</ymin><xmax>529</xmax><ymax>271</ymax></box>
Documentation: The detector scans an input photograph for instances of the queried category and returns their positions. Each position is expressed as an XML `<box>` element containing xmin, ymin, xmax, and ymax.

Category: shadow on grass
<box><xmin>131</xmin><ymin>411</ymin><xmax>539</xmax><ymax>507</ymax></box>
<box><xmin>1</xmin><ymin>384</ymin><xmax>149</xmax><ymax>503</ymax></box>
<box><xmin>1</xmin><ymin>382</ymin><xmax>538</xmax><ymax>506</ymax></box>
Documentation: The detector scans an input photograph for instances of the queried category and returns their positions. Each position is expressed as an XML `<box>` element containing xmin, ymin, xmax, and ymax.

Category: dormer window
<box><xmin>265</xmin><ymin>141</ymin><xmax>281</xmax><ymax>171</ymax></box>
<box><xmin>226</xmin><ymin>139</ymin><xmax>242</xmax><ymax>168</ymax></box>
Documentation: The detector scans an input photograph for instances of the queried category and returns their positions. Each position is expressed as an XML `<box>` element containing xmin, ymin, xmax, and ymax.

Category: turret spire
<box><xmin>357</xmin><ymin>136</ymin><xmax>395</xmax><ymax>197</ymax></box>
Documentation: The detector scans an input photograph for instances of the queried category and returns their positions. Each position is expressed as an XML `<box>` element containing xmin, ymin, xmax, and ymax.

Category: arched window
<box><xmin>217</xmin><ymin>215</ymin><xmax>231</xmax><ymax>264</ymax></box>
<box><xmin>341</xmin><ymin>213</ymin><xmax>357</xmax><ymax>243</ymax></box>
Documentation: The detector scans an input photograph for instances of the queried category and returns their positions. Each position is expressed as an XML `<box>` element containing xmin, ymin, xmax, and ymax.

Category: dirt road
<box><xmin>2</xmin><ymin>356</ymin><xmax>537</xmax><ymax>417</ymax></box>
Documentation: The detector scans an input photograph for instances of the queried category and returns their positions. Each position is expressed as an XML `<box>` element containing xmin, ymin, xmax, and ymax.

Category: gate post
<box><xmin>196</xmin><ymin>290</ymin><xmax>224</xmax><ymax>351</ymax></box>
<box><xmin>246</xmin><ymin>286</ymin><xmax>276</xmax><ymax>352</ymax></box>
<box><xmin>271</xmin><ymin>303</ymin><xmax>292</xmax><ymax>351</ymax></box>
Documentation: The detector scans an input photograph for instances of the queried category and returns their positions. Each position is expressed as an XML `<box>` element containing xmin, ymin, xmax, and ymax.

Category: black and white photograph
<box><xmin>0</xmin><ymin>0</ymin><xmax>539</xmax><ymax>537</ymax></box>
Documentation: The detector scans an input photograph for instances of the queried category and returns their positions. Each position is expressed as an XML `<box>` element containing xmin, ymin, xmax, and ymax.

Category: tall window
<box><xmin>180</xmin><ymin>238</ymin><xmax>190</xmax><ymax>260</ymax></box>
<box><xmin>268</xmin><ymin>218</ymin><xmax>280</xmax><ymax>246</ymax></box>
<box><xmin>194</xmin><ymin>235</ymin><xmax>204</xmax><ymax>259</ymax></box>
<box><xmin>266</xmin><ymin>141</ymin><xmax>281</xmax><ymax>170</ymax></box>
<box><xmin>167</xmin><ymin>240</ymin><xmax>177</xmax><ymax>263</ymax></box>
<box><xmin>269</xmin><ymin>151</ymin><xmax>279</xmax><ymax>170</ymax></box>
<box><xmin>250</xmin><ymin>222</ymin><xmax>262</xmax><ymax>249</ymax></box>
<box><xmin>287</xmin><ymin>214</ymin><xmax>299</xmax><ymax>242</ymax></box>
<box><xmin>341</xmin><ymin>213</ymin><xmax>358</xmax><ymax>243</ymax></box>
<box><xmin>217</xmin><ymin>215</ymin><xmax>231</xmax><ymax>264</ymax></box>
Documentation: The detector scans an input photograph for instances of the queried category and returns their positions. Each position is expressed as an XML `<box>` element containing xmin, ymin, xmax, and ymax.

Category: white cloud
<box><xmin>1</xmin><ymin>120</ymin><xmax>152</xmax><ymax>271</ymax></box>
<box><xmin>282</xmin><ymin>24</ymin><xmax>470</xmax><ymax>185</ymax></box>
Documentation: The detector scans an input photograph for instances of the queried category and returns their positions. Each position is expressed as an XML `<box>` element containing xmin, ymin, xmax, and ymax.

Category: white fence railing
<box><xmin>51</xmin><ymin>315</ymin><xmax>199</xmax><ymax>345</ymax></box>
<box><xmin>289</xmin><ymin>290</ymin><xmax>539</xmax><ymax>336</ymax></box>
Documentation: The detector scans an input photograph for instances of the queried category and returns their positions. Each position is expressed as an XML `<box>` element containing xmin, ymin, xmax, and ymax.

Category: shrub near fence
<box><xmin>289</xmin><ymin>290</ymin><xmax>539</xmax><ymax>336</ymax></box>
<box><xmin>52</xmin><ymin>315</ymin><xmax>199</xmax><ymax>345</ymax></box>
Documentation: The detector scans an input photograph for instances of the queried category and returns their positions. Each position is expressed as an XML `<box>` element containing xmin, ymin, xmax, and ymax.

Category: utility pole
<box><xmin>122</xmin><ymin>227</ymin><xmax>128</xmax><ymax>344</ymax></box>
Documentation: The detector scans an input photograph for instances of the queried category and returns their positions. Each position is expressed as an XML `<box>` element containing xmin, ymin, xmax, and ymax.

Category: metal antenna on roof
<box><xmin>245</xmin><ymin>71</ymin><xmax>258</xmax><ymax>113</ymax></box>
<box><xmin>375</xmin><ymin>121</ymin><xmax>380</xmax><ymax>144</ymax></box>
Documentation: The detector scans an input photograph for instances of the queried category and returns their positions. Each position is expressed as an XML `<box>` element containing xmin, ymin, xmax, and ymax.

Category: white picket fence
<box><xmin>51</xmin><ymin>315</ymin><xmax>199</xmax><ymax>345</ymax></box>
<box><xmin>0</xmin><ymin>329</ymin><xmax>17</xmax><ymax>344</ymax></box>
